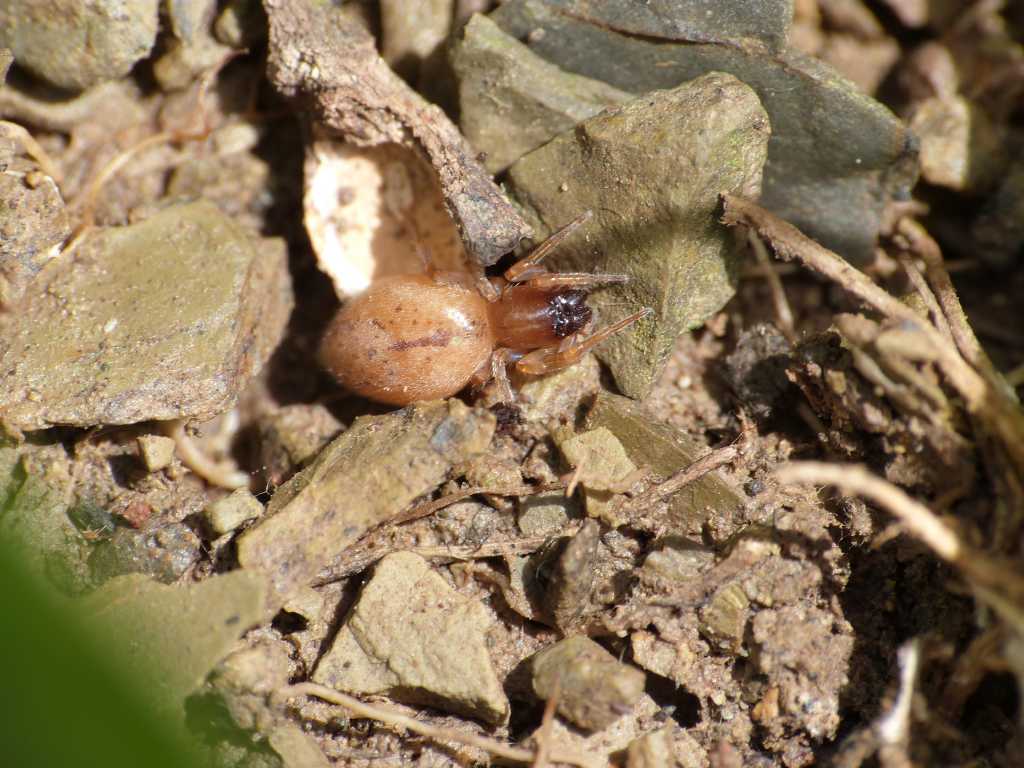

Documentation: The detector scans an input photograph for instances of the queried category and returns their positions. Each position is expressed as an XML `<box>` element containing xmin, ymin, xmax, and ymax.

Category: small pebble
<box><xmin>137</xmin><ymin>434</ymin><xmax>176</xmax><ymax>472</ymax></box>
<box><xmin>205</xmin><ymin>488</ymin><xmax>264</xmax><ymax>536</ymax></box>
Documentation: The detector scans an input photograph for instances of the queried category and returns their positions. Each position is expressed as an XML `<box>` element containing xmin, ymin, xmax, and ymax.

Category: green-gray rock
<box><xmin>544</xmin><ymin>0</ymin><xmax>790</xmax><ymax>49</ymax></box>
<box><xmin>0</xmin><ymin>201</ymin><xmax>292</xmax><ymax>429</ymax></box>
<box><xmin>313</xmin><ymin>551</ymin><xmax>509</xmax><ymax>724</ymax></box>
<box><xmin>540</xmin><ymin>0</ymin><xmax>794</xmax><ymax>51</ymax></box>
<box><xmin>205</xmin><ymin>487</ymin><xmax>264</xmax><ymax>536</ymax></box>
<box><xmin>80</xmin><ymin>571</ymin><xmax>265</xmax><ymax>719</ymax></box>
<box><xmin>136</xmin><ymin>434</ymin><xmax>176</xmax><ymax>472</ymax></box>
<box><xmin>493</xmin><ymin>0</ymin><xmax>917</xmax><ymax>263</ymax></box>
<box><xmin>0</xmin><ymin>160</ymin><xmax>71</xmax><ymax>307</ymax></box>
<box><xmin>530</xmin><ymin>635</ymin><xmax>646</xmax><ymax>732</ymax></box>
<box><xmin>0</xmin><ymin>0</ymin><xmax>159</xmax><ymax>91</ymax></box>
<box><xmin>557</xmin><ymin>426</ymin><xmax>637</xmax><ymax>526</ymax></box>
<box><xmin>585</xmin><ymin>393</ymin><xmax>743</xmax><ymax>533</ymax></box>
<box><xmin>699</xmin><ymin>581</ymin><xmax>750</xmax><ymax>652</ymax></box>
<box><xmin>88</xmin><ymin>522</ymin><xmax>201</xmax><ymax>584</ymax></box>
<box><xmin>518</xmin><ymin>489</ymin><xmax>577</xmax><ymax>536</ymax></box>
<box><xmin>508</xmin><ymin>72</ymin><xmax>769</xmax><ymax>397</ymax></box>
<box><xmin>0</xmin><ymin>444</ymin><xmax>89</xmax><ymax>594</ymax></box>
<box><xmin>268</xmin><ymin>724</ymin><xmax>332</xmax><ymax>768</ymax></box>
<box><xmin>452</xmin><ymin>14</ymin><xmax>630</xmax><ymax>173</ymax></box>
<box><xmin>237</xmin><ymin>400</ymin><xmax>495</xmax><ymax>614</ymax></box>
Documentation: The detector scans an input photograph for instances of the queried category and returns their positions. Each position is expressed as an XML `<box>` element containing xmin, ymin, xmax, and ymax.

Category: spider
<box><xmin>319</xmin><ymin>211</ymin><xmax>649</xmax><ymax>405</ymax></box>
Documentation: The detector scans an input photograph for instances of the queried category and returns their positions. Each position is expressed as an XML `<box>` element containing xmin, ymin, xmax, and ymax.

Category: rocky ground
<box><xmin>2</xmin><ymin>1</ymin><xmax>1024</xmax><ymax>767</ymax></box>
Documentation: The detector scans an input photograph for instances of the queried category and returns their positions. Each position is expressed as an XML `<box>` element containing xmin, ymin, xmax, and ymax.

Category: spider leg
<box><xmin>491</xmin><ymin>349</ymin><xmax>517</xmax><ymax>403</ymax></box>
<box><xmin>469</xmin><ymin>261</ymin><xmax>501</xmax><ymax>302</ymax></box>
<box><xmin>504</xmin><ymin>210</ymin><xmax>592</xmax><ymax>283</ymax></box>
<box><xmin>515</xmin><ymin>308</ymin><xmax>652</xmax><ymax>375</ymax></box>
<box><xmin>468</xmin><ymin>348</ymin><xmax>519</xmax><ymax>403</ymax></box>
<box><xmin>523</xmin><ymin>272</ymin><xmax>630</xmax><ymax>292</ymax></box>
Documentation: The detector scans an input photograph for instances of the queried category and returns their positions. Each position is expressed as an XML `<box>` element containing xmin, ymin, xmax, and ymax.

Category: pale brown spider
<box><xmin>319</xmin><ymin>212</ymin><xmax>649</xmax><ymax>405</ymax></box>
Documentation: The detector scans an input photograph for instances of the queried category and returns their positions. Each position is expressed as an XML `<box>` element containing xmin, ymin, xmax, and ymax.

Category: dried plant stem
<box><xmin>895</xmin><ymin>218</ymin><xmax>999</xmax><ymax>382</ymax></box>
<box><xmin>721</xmin><ymin>194</ymin><xmax>1024</xmax><ymax>479</ymax></box>
<box><xmin>391</xmin><ymin>479</ymin><xmax>567</xmax><ymax>527</ymax></box>
<box><xmin>775</xmin><ymin>462</ymin><xmax>961</xmax><ymax>560</ymax></box>
<box><xmin>163</xmin><ymin>419</ymin><xmax>249</xmax><ymax>490</ymax></box>
<box><xmin>897</xmin><ymin>253</ymin><xmax>953</xmax><ymax>344</ymax></box>
<box><xmin>777</xmin><ymin>462</ymin><xmax>1024</xmax><ymax>629</ymax></box>
<box><xmin>281</xmin><ymin>683</ymin><xmax>598</xmax><ymax>768</ymax></box>
<box><xmin>0</xmin><ymin>121</ymin><xmax>63</xmax><ymax>184</ymax></box>
<box><xmin>749</xmin><ymin>230</ymin><xmax>797</xmax><ymax>344</ymax></box>
<box><xmin>532</xmin><ymin>673</ymin><xmax>563</xmax><ymax>768</ymax></box>
<box><xmin>616</xmin><ymin>441</ymin><xmax>742</xmax><ymax>520</ymax></box>
<box><xmin>408</xmin><ymin>536</ymin><xmax>565</xmax><ymax>562</ymax></box>
<box><xmin>64</xmin><ymin>50</ymin><xmax>243</xmax><ymax>251</ymax></box>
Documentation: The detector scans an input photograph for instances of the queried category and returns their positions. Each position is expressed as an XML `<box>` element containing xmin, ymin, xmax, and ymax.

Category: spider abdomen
<box><xmin>319</xmin><ymin>273</ymin><xmax>494</xmax><ymax>405</ymax></box>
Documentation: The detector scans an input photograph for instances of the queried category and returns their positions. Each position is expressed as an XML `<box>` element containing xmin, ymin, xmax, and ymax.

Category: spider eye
<box><xmin>550</xmin><ymin>290</ymin><xmax>592</xmax><ymax>338</ymax></box>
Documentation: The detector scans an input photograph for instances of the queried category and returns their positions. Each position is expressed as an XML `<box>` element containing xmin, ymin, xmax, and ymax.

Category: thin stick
<box><xmin>280</xmin><ymin>683</ymin><xmax>598</xmax><ymax>768</ymax></box>
<box><xmin>533</xmin><ymin>674</ymin><xmax>562</xmax><ymax>768</ymax></box>
<box><xmin>66</xmin><ymin>49</ymin><xmax>243</xmax><ymax>247</ymax></box>
<box><xmin>721</xmin><ymin>194</ymin><xmax>1024</xmax><ymax>477</ymax></box>
<box><xmin>777</xmin><ymin>462</ymin><xmax>1024</xmax><ymax>705</ymax></box>
<box><xmin>1006</xmin><ymin>363</ymin><xmax>1024</xmax><ymax>388</ymax></box>
<box><xmin>0</xmin><ymin>121</ymin><xmax>63</xmax><ymax>184</ymax></box>
<box><xmin>875</xmin><ymin>638</ymin><xmax>920</xmax><ymax>746</ymax></box>
<box><xmin>749</xmin><ymin>230</ymin><xmax>797</xmax><ymax>344</ymax></box>
<box><xmin>407</xmin><ymin>535</ymin><xmax>562</xmax><ymax>562</ymax></box>
<box><xmin>163</xmin><ymin>419</ymin><xmax>250</xmax><ymax>490</ymax></box>
<box><xmin>774</xmin><ymin>462</ymin><xmax>961</xmax><ymax>561</ymax></box>
<box><xmin>390</xmin><ymin>480</ymin><xmax>567</xmax><ymax>527</ymax></box>
<box><xmin>617</xmin><ymin>441</ymin><xmax>742</xmax><ymax>518</ymax></box>
<box><xmin>895</xmin><ymin>217</ymin><xmax>1010</xmax><ymax>396</ymax></box>
<box><xmin>896</xmin><ymin>253</ymin><xmax>953</xmax><ymax>344</ymax></box>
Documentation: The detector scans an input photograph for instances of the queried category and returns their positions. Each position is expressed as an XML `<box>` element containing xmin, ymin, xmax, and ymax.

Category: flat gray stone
<box><xmin>530</xmin><ymin>635</ymin><xmax>646</xmax><ymax>732</ymax></box>
<box><xmin>492</xmin><ymin>0</ymin><xmax>918</xmax><ymax>263</ymax></box>
<box><xmin>508</xmin><ymin>72</ymin><xmax>769</xmax><ymax>397</ymax></box>
<box><xmin>584</xmin><ymin>393</ymin><xmax>744</xmax><ymax>532</ymax></box>
<box><xmin>540</xmin><ymin>0</ymin><xmax>793</xmax><ymax>51</ymax></box>
<box><xmin>237</xmin><ymin>400</ymin><xmax>495</xmax><ymax>614</ymax></box>
<box><xmin>0</xmin><ymin>0</ymin><xmax>159</xmax><ymax>91</ymax></box>
<box><xmin>313</xmin><ymin>551</ymin><xmax>509</xmax><ymax>724</ymax></box>
<box><xmin>452</xmin><ymin>14</ymin><xmax>630</xmax><ymax>173</ymax></box>
<box><xmin>0</xmin><ymin>201</ymin><xmax>292</xmax><ymax>430</ymax></box>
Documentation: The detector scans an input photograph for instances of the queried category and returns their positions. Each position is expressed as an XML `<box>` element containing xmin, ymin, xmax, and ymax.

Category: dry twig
<box><xmin>163</xmin><ymin>419</ymin><xmax>249</xmax><ymax>490</ymax></box>
<box><xmin>63</xmin><ymin>50</ymin><xmax>243</xmax><ymax>254</ymax></box>
<box><xmin>614</xmin><ymin>440</ymin><xmax>743</xmax><ymax>521</ymax></box>
<box><xmin>532</xmin><ymin>673</ymin><xmax>563</xmax><ymax>768</ymax></box>
<box><xmin>279</xmin><ymin>683</ymin><xmax>598</xmax><ymax>768</ymax></box>
<box><xmin>775</xmin><ymin>462</ymin><xmax>961</xmax><ymax>560</ymax></box>
<box><xmin>721</xmin><ymin>194</ymin><xmax>1024</xmax><ymax>481</ymax></box>
<box><xmin>749</xmin><ymin>230</ymin><xmax>797</xmax><ymax>344</ymax></box>
<box><xmin>776</xmin><ymin>462</ymin><xmax>1024</xmax><ymax>631</ymax></box>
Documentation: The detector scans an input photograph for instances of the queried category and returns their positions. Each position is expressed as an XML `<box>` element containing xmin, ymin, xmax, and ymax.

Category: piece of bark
<box><xmin>262</xmin><ymin>0</ymin><xmax>529</xmax><ymax>266</ymax></box>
